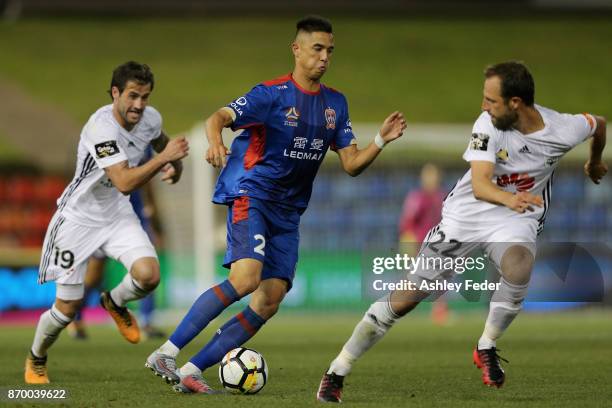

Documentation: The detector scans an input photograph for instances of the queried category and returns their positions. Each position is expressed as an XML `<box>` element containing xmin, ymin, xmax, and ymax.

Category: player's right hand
<box><xmin>379</xmin><ymin>111</ymin><xmax>407</xmax><ymax>143</ymax></box>
<box><xmin>584</xmin><ymin>159</ymin><xmax>608</xmax><ymax>184</ymax></box>
<box><xmin>506</xmin><ymin>191</ymin><xmax>543</xmax><ymax>213</ymax></box>
<box><xmin>161</xmin><ymin>136</ymin><xmax>189</xmax><ymax>162</ymax></box>
<box><xmin>206</xmin><ymin>143</ymin><xmax>231</xmax><ymax>168</ymax></box>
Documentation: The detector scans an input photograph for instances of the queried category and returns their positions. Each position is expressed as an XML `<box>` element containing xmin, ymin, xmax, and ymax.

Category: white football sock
<box><xmin>328</xmin><ymin>349</ymin><xmax>357</xmax><ymax>376</ymax></box>
<box><xmin>110</xmin><ymin>273</ymin><xmax>149</xmax><ymax>307</ymax></box>
<box><xmin>158</xmin><ymin>340</ymin><xmax>180</xmax><ymax>358</ymax></box>
<box><xmin>179</xmin><ymin>362</ymin><xmax>201</xmax><ymax>377</ymax></box>
<box><xmin>477</xmin><ymin>333</ymin><xmax>497</xmax><ymax>350</ymax></box>
<box><xmin>478</xmin><ymin>278</ymin><xmax>528</xmax><ymax>350</ymax></box>
<box><xmin>328</xmin><ymin>295</ymin><xmax>399</xmax><ymax>376</ymax></box>
<box><xmin>31</xmin><ymin>304</ymin><xmax>72</xmax><ymax>358</ymax></box>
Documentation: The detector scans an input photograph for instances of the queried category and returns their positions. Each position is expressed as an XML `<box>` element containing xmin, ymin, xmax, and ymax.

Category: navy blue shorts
<box><xmin>223</xmin><ymin>196</ymin><xmax>300</xmax><ymax>290</ymax></box>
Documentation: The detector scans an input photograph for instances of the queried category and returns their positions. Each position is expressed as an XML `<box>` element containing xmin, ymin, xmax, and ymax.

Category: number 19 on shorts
<box><xmin>53</xmin><ymin>247</ymin><xmax>75</xmax><ymax>269</ymax></box>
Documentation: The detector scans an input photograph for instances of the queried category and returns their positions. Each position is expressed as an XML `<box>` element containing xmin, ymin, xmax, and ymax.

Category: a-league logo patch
<box><xmin>470</xmin><ymin>133</ymin><xmax>489</xmax><ymax>151</ymax></box>
<box><xmin>325</xmin><ymin>108</ymin><xmax>336</xmax><ymax>130</ymax></box>
<box><xmin>95</xmin><ymin>141</ymin><xmax>120</xmax><ymax>158</ymax></box>
<box><xmin>284</xmin><ymin>106</ymin><xmax>300</xmax><ymax>127</ymax></box>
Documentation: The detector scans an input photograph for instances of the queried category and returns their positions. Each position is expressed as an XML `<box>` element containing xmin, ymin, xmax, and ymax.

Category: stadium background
<box><xmin>0</xmin><ymin>1</ymin><xmax>611</xmax><ymax>406</ymax></box>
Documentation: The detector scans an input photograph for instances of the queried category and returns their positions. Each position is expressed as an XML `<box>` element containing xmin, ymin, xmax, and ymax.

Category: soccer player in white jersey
<box><xmin>317</xmin><ymin>61</ymin><xmax>607</xmax><ymax>402</ymax></box>
<box><xmin>24</xmin><ymin>61</ymin><xmax>189</xmax><ymax>384</ymax></box>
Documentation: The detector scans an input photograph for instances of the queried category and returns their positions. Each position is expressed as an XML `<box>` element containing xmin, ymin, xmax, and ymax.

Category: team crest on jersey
<box><xmin>95</xmin><ymin>141</ymin><xmax>119</xmax><ymax>158</ymax></box>
<box><xmin>325</xmin><ymin>108</ymin><xmax>336</xmax><ymax>130</ymax></box>
<box><xmin>470</xmin><ymin>133</ymin><xmax>489</xmax><ymax>151</ymax></box>
<box><xmin>496</xmin><ymin>148</ymin><xmax>509</xmax><ymax>162</ymax></box>
<box><xmin>284</xmin><ymin>107</ymin><xmax>300</xmax><ymax>127</ymax></box>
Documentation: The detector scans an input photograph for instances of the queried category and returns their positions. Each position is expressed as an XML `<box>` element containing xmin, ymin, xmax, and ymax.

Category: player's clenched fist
<box><xmin>161</xmin><ymin>136</ymin><xmax>189</xmax><ymax>162</ymax></box>
<box><xmin>206</xmin><ymin>143</ymin><xmax>231</xmax><ymax>168</ymax></box>
<box><xmin>505</xmin><ymin>191</ymin><xmax>543</xmax><ymax>213</ymax></box>
<box><xmin>161</xmin><ymin>161</ymin><xmax>183</xmax><ymax>184</ymax></box>
<box><xmin>584</xmin><ymin>160</ymin><xmax>608</xmax><ymax>184</ymax></box>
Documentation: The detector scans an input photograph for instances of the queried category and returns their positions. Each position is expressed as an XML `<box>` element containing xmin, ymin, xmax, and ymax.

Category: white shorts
<box><xmin>38</xmin><ymin>212</ymin><xmax>157</xmax><ymax>292</ymax></box>
<box><xmin>412</xmin><ymin>218</ymin><xmax>537</xmax><ymax>287</ymax></box>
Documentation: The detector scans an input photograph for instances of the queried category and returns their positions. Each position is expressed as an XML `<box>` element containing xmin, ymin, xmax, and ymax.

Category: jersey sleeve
<box><xmin>462</xmin><ymin>113</ymin><xmax>499</xmax><ymax>163</ymax></box>
<box><xmin>226</xmin><ymin>84</ymin><xmax>274</xmax><ymax>131</ymax></box>
<box><xmin>331</xmin><ymin>95</ymin><xmax>357</xmax><ymax>151</ymax></box>
<box><xmin>559</xmin><ymin>112</ymin><xmax>598</xmax><ymax>149</ymax></box>
<box><xmin>83</xmin><ymin>119</ymin><xmax>128</xmax><ymax>169</ymax></box>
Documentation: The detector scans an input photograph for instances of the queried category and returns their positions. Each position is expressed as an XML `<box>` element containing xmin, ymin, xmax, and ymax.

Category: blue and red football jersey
<box><xmin>213</xmin><ymin>73</ymin><xmax>356</xmax><ymax>210</ymax></box>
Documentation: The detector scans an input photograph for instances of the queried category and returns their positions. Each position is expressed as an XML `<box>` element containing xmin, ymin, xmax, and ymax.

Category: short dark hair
<box><xmin>108</xmin><ymin>61</ymin><xmax>154</xmax><ymax>99</ymax></box>
<box><xmin>296</xmin><ymin>15</ymin><xmax>333</xmax><ymax>35</ymax></box>
<box><xmin>484</xmin><ymin>61</ymin><xmax>535</xmax><ymax>106</ymax></box>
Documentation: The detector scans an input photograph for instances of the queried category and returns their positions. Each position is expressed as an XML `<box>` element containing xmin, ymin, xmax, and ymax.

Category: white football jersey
<box><xmin>442</xmin><ymin>105</ymin><xmax>597</xmax><ymax>234</ymax></box>
<box><xmin>57</xmin><ymin>104</ymin><xmax>162</xmax><ymax>226</ymax></box>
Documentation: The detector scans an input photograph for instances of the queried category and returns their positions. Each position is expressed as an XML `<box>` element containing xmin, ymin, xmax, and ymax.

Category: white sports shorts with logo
<box><xmin>37</xmin><ymin>212</ymin><xmax>157</xmax><ymax>300</ymax></box>
<box><xmin>410</xmin><ymin>218</ymin><xmax>537</xmax><ymax>291</ymax></box>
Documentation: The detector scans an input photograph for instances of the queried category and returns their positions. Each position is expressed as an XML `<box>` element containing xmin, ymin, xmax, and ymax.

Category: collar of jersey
<box><xmin>516</xmin><ymin>104</ymin><xmax>549</xmax><ymax>138</ymax></box>
<box><xmin>289</xmin><ymin>73</ymin><xmax>321</xmax><ymax>96</ymax></box>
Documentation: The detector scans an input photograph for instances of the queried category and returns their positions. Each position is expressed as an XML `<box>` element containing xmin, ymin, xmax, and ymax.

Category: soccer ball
<box><xmin>219</xmin><ymin>347</ymin><xmax>268</xmax><ymax>394</ymax></box>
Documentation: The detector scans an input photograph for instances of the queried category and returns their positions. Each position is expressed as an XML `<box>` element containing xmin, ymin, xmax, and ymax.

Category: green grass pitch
<box><xmin>1</xmin><ymin>311</ymin><xmax>611</xmax><ymax>407</ymax></box>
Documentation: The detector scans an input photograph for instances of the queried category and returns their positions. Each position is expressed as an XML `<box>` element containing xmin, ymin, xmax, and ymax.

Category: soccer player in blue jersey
<box><xmin>146</xmin><ymin>15</ymin><xmax>407</xmax><ymax>393</ymax></box>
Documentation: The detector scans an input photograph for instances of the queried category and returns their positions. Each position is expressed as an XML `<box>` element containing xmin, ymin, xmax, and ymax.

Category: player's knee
<box><xmin>228</xmin><ymin>259</ymin><xmax>263</xmax><ymax>296</ymax></box>
<box><xmin>501</xmin><ymin>246</ymin><xmax>534</xmax><ymax>285</ymax></box>
<box><xmin>131</xmin><ymin>259</ymin><xmax>160</xmax><ymax>291</ymax></box>
<box><xmin>137</xmin><ymin>272</ymin><xmax>160</xmax><ymax>291</ymax></box>
<box><xmin>55</xmin><ymin>298</ymin><xmax>83</xmax><ymax>319</ymax></box>
<box><xmin>139</xmin><ymin>273</ymin><xmax>160</xmax><ymax>291</ymax></box>
<box><xmin>229</xmin><ymin>275</ymin><xmax>260</xmax><ymax>297</ymax></box>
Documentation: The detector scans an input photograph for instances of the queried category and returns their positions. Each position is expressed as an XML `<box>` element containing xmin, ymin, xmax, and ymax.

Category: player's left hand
<box><xmin>379</xmin><ymin>111</ymin><xmax>407</xmax><ymax>143</ymax></box>
<box><xmin>161</xmin><ymin>161</ymin><xmax>183</xmax><ymax>184</ymax></box>
<box><xmin>584</xmin><ymin>160</ymin><xmax>608</xmax><ymax>184</ymax></box>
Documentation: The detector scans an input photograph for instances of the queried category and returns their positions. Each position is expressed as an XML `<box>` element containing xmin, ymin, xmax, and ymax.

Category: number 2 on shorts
<box><xmin>254</xmin><ymin>234</ymin><xmax>266</xmax><ymax>256</ymax></box>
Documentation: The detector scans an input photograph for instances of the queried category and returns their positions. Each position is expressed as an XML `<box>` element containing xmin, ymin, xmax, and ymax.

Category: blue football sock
<box><xmin>189</xmin><ymin>306</ymin><xmax>266</xmax><ymax>371</ymax></box>
<box><xmin>169</xmin><ymin>280</ymin><xmax>239</xmax><ymax>349</ymax></box>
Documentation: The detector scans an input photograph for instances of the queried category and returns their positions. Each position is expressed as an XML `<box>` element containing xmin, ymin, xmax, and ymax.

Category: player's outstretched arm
<box><xmin>151</xmin><ymin>131</ymin><xmax>185</xmax><ymax>184</ymax></box>
<box><xmin>105</xmin><ymin>136</ymin><xmax>189</xmax><ymax>195</ymax></box>
<box><xmin>336</xmin><ymin>111</ymin><xmax>406</xmax><ymax>177</ymax></box>
<box><xmin>584</xmin><ymin>115</ymin><xmax>607</xmax><ymax>184</ymax></box>
<box><xmin>205</xmin><ymin>107</ymin><xmax>234</xmax><ymax>168</ymax></box>
<box><xmin>471</xmin><ymin>161</ymin><xmax>543</xmax><ymax>213</ymax></box>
